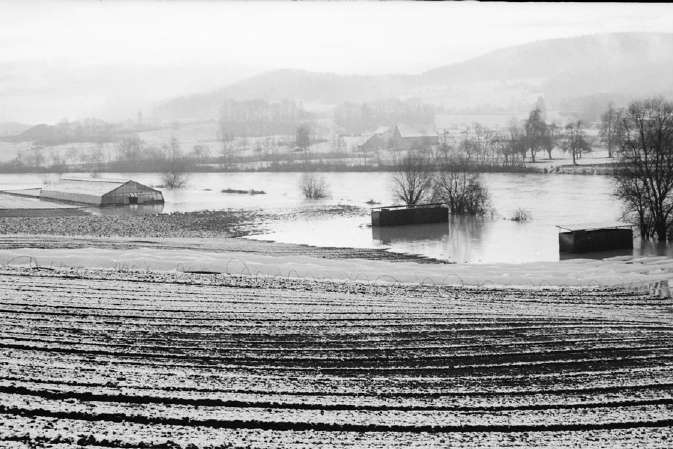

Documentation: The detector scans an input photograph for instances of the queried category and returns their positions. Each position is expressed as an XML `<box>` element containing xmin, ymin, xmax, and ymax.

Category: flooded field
<box><xmin>0</xmin><ymin>171</ymin><xmax>658</xmax><ymax>263</ymax></box>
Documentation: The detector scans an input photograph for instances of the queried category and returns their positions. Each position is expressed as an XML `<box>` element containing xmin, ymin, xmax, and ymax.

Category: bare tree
<box><xmin>191</xmin><ymin>144</ymin><xmax>210</xmax><ymax>161</ymax></box>
<box><xmin>296</xmin><ymin>124</ymin><xmax>312</xmax><ymax>166</ymax></box>
<box><xmin>525</xmin><ymin>107</ymin><xmax>547</xmax><ymax>163</ymax></box>
<box><xmin>432</xmin><ymin>169</ymin><xmax>489</xmax><ymax>215</ymax></box>
<box><xmin>117</xmin><ymin>135</ymin><xmax>144</xmax><ymax>162</ymax></box>
<box><xmin>562</xmin><ymin>120</ymin><xmax>591</xmax><ymax>165</ymax></box>
<box><xmin>615</xmin><ymin>98</ymin><xmax>673</xmax><ymax>241</ymax></box>
<box><xmin>544</xmin><ymin>123</ymin><xmax>559</xmax><ymax>160</ymax></box>
<box><xmin>600</xmin><ymin>103</ymin><xmax>624</xmax><ymax>158</ymax></box>
<box><xmin>218</xmin><ymin>120</ymin><xmax>235</xmax><ymax>170</ymax></box>
<box><xmin>507</xmin><ymin>120</ymin><xmax>528</xmax><ymax>164</ymax></box>
<box><xmin>392</xmin><ymin>154</ymin><xmax>434</xmax><ymax>206</ymax></box>
<box><xmin>49</xmin><ymin>151</ymin><xmax>66</xmax><ymax>174</ymax></box>
<box><xmin>161</xmin><ymin>137</ymin><xmax>189</xmax><ymax>189</ymax></box>
<box><xmin>21</xmin><ymin>146</ymin><xmax>45</xmax><ymax>169</ymax></box>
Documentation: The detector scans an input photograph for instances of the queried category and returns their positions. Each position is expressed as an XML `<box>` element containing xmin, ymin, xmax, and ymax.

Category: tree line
<box><xmin>393</xmin><ymin>96</ymin><xmax>673</xmax><ymax>244</ymax></box>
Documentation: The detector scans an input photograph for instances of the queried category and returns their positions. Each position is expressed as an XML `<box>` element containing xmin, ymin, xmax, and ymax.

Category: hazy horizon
<box><xmin>2</xmin><ymin>1</ymin><xmax>673</xmax><ymax>123</ymax></box>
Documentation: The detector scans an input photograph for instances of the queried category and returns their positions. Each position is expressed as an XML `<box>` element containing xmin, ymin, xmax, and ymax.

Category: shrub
<box><xmin>161</xmin><ymin>169</ymin><xmax>188</xmax><ymax>189</ymax></box>
<box><xmin>300</xmin><ymin>173</ymin><xmax>328</xmax><ymax>199</ymax></box>
<box><xmin>511</xmin><ymin>208</ymin><xmax>531</xmax><ymax>222</ymax></box>
<box><xmin>432</xmin><ymin>170</ymin><xmax>489</xmax><ymax>215</ymax></box>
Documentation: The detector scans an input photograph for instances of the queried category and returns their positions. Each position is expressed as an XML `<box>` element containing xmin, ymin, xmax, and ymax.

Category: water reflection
<box><xmin>559</xmin><ymin>238</ymin><xmax>673</xmax><ymax>260</ymax></box>
<box><xmin>372</xmin><ymin>223</ymin><xmax>450</xmax><ymax>244</ymax></box>
<box><xmin>370</xmin><ymin>216</ymin><xmax>491</xmax><ymax>263</ymax></box>
<box><xmin>559</xmin><ymin>248</ymin><xmax>633</xmax><ymax>260</ymax></box>
<box><xmin>85</xmin><ymin>203</ymin><xmax>164</xmax><ymax>216</ymax></box>
<box><xmin>635</xmin><ymin>239</ymin><xmax>673</xmax><ymax>258</ymax></box>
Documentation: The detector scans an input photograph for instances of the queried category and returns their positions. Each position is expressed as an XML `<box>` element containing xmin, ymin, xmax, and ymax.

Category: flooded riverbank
<box><xmin>0</xmin><ymin>171</ymin><xmax>660</xmax><ymax>263</ymax></box>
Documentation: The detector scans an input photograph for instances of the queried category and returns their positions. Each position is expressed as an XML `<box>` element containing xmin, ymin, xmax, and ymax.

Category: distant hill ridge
<box><xmin>154</xmin><ymin>32</ymin><xmax>673</xmax><ymax>121</ymax></box>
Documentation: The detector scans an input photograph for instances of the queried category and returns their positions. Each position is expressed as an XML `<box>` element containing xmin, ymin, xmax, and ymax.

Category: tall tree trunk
<box><xmin>655</xmin><ymin>220</ymin><xmax>668</xmax><ymax>242</ymax></box>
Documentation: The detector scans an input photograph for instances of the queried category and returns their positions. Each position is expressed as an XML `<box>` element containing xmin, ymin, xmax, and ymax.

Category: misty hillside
<box><xmin>154</xmin><ymin>71</ymin><xmax>413</xmax><ymax>121</ymax></box>
<box><xmin>0</xmin><ymin>122</ymin><xmax>31</xmax><ymax>137</ymax></box>
<box><xmin>154</xmin><ymin>32</ymin><xmax>673</xmax><ymax>121</ymax></box>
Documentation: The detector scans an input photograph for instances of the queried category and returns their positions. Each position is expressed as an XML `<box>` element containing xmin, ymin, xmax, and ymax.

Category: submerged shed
<box><xmin>557</xmin><ymin>224</ymin><xmax>633</xmax><ymax>253</ymax></box>
<box><xmin>39</xmin><ymin>178</ymin><xmax>163</xmax><ymax>206</ymax></box>
<box><xmin>371</xmin><ymin>203</ymin><xmax>448</xmax><ymax>227</ymax></box>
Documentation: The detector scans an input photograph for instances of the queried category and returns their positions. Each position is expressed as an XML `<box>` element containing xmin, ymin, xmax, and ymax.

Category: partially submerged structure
<box><xmin>371</xmin><ymin>203</ymin><xmax>448</xmax><ymax>227</ymax></box>
<box><xmin>40</xmin><ymin>178</ymin><xmax>163</xmax><ymax>206</ymax></box>
<box><xmin>558</xmin><ymin>224</ymin><xmax>633</xmax><ymax>253</ymax></box>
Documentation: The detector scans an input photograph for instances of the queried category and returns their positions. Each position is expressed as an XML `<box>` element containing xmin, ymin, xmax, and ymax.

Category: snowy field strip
<box><xmin>5</xmin><ymin>238</ymin><xmax>673</xmax><ymax>287</ymax></box>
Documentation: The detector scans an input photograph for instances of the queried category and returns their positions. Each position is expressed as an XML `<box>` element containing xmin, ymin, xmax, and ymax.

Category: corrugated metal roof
<box><xmin>42</xmin><ymin>178</ymin><xmax>128</xmax><ymax>196</ymax></box>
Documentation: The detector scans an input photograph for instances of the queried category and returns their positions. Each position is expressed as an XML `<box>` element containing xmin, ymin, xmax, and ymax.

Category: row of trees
<box><xmin>506</xmin><ymin>108</ymin><xmax>595</xmax><ymax>165</ymax></box>
<box><xmin>433</xmin><ymin>108</ymin><xmax>595</xmax><ymax>168</ymax></box>
<box><xmin>13</xmin><ymin>135</ymin><xmax>192</xmax><ymax>189</ymax></box>
<box><xmin>218</xmin><ymin>99</ymin><xmax>310</xmax><ymax>139</ymax></box>
<box><xmin>388</xmin><ymin>97</ymin><xmax>673</xmax><ymax>243</ymax></box>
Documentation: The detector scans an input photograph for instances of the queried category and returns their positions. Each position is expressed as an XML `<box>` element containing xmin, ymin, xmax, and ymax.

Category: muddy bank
<box><xmin>0</xmin><ymin>210</ymin><xmax>261</xmax><ymax>238</ymax></box>
<box><xmin>0</xmin><ymin>233</ymin><xmax>444</xmax><ymax>265</ymax></box>
<box><xmin>0</xmin><ymin>205</ymin><xmax>364</xmax><ymax>239</ymax></box>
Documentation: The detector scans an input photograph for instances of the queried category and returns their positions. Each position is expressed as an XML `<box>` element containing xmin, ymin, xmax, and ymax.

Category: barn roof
<box><xmin>42</xmin><ymin>178</ymin><xmax>161</xmax><ymax>197</ymax></box>
<box><xmin>42</xmin><ymin>178</ymin><xmax>129</xmax><ymax>196</ymax></box>
<box><xmin>395</xmin><ymin>124</ymin><xmax>437</xmax><ymax>139</ymax></box>
<box><xmin>372</xmin><ymin>126</ymin><xmax>390</xmax><ymax>135</ymax></box>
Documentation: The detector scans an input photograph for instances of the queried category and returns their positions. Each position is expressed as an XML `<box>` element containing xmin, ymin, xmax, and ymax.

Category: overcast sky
<box><xmin>2</xmin><ymin>1</ymin><xmax>673</xmax><ymax>74</ymax></box>
<box><xmin>1</xmin><ymin>1</ymin><xmax>673</xmax><ymax>123</ymax></box>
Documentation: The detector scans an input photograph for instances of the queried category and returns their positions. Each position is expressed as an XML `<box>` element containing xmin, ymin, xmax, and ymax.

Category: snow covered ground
<box><xmin>1</xmin><ymin>235</ymin><xmax>673</xmax><ymax>289</ymax></box>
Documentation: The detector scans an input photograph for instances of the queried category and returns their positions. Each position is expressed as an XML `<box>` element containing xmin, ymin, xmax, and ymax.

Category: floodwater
<box><xmin>0</xmin><ymin>171</ymin><xmax>662</xmax><ymax>263</ymax></box>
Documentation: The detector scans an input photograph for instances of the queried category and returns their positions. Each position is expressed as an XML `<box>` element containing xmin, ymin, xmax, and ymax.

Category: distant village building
<box><xmin>359</xmin><ymin>124</ymin><xmax>439</xmax><ymax>153</ymax></box>
<box><xmin>391</xmin><ymin>124</ymin><xmax>439</xmax><ymax>151</ymax></box>
<box><xmin>40</xmin><ymin>178</ymin><xmax>163</xmax><ymax>206</ymax></box>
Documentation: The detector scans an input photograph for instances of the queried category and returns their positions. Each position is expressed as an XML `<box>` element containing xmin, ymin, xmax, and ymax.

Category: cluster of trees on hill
<box><xmin>334</xmin><ymin>99</ymin><xmax>437</xmax><ymax>134</ymax></box>
<box><xmin>504</xmin><ymin>107</ymin><xmax>593</xmax><ymax>166</ymax></box>
<box><xmin>2</xmin><ymin>118</ymin><xmax>143</xmax><ymax>146</ymax></box>
<box><xmin>217</xmin><ymin>99</ymin><xmax>311</xmax><ymax>139</ymax></box>
<box><xmin>432</xmin><ymin>107</ymin><xmax>594</xmax><ymax>169</ymax></box>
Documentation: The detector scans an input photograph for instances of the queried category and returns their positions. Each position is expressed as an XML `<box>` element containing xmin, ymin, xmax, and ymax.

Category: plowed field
<box><xmin>1</xmin><ymin>267</ymin><xmax>672</xmax><ymax>448</ymax></box>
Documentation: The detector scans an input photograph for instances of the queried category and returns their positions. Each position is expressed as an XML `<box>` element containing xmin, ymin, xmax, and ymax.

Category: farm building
<box><xmin>392</xmin><ymin>124</ymin><xmax>439</xmax><ymax>151</ymax></box>
<box><xmin>39</xmin><ymin>178</ymin><xmax>163</xmax><ymax>206</ymax></box>
<box><xmin>358</xmin><ymin>124</ymin><xmax>439</xmax><ymax>153</ymax></box>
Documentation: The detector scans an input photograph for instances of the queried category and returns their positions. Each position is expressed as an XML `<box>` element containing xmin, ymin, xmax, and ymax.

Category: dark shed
<box><xmin>558</xmin><ymin>224</ymin><xmax>633</xmax><ymax>253</ymax></box>
<box><xmin>371</xmin><ymin>203</ymin><xmax>449</xmax><ymax>227</ymax></box>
